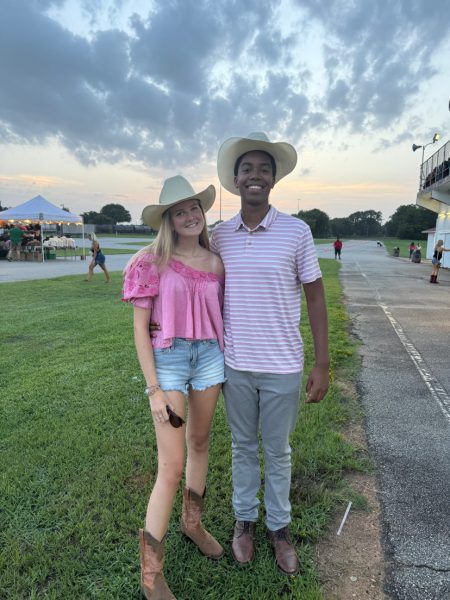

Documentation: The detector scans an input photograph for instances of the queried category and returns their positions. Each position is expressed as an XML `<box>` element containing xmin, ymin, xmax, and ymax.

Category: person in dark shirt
<box><xmin>6</xmin><ymin>225</ymin><xmax>24</xmax><ymax>261</ymax></box>
<box><xmin>333</xmin><ymin>238</ymin><xmax>343</xmax><ymax>259</ymax></box>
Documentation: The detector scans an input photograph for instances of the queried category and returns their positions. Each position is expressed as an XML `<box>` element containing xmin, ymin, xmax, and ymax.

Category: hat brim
<box><xmin>142</xmin><ymin>185</ymin><xmax>216</xmax><ymax>230</ymax></box>
<box><xmin>217</xmin><ymin>137</ymin><xmax>297</xmax><ymax>195</ymax></box>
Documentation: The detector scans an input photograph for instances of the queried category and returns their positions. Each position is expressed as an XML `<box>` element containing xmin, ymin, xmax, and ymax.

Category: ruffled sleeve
<box><xmin>122</xmin><ymin>253</ymin><xmax>160</xmax><ymax>309</ymax></box>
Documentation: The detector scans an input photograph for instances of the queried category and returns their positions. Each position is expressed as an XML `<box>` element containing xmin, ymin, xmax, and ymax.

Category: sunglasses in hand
<box><xmin>166</xmin><ymin>405</ymin><xmax>185</xmax><ymax>428</ymax></box>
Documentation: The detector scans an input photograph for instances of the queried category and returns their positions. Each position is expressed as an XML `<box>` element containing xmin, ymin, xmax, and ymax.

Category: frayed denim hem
<box><xmin>160</xmin><ymin>386</ymin><xmax>189</xmax><ymax>396</ymax></box>
<box><xmin>190</xmin><ymin>377</ymin><xmax>227</xmax><ymax>392</ymax></box>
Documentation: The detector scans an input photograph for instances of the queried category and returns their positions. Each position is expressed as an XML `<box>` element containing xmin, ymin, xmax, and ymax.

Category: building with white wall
<box><xmin>416</xmin><ymin>139</ymin><xmax>450</xmax><ymax>268</ymax></box>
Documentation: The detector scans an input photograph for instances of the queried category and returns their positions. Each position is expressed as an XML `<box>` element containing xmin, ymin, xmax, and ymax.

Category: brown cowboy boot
<box><xmin>139</xmin><ymin>529</ymin><xmax>176</xmax><ymax>599</ymax></box>
<box><xmin>180</xmin><ymin>487</ymin><xmax>224</xmax><ymax>559</ymax></box>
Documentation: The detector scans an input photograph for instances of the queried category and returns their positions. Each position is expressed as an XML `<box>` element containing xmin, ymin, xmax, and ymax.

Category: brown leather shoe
<box><xmin>267</xmin><ymin>526</ymin><xmax>299</xmax><ymax>575</ymax></box>
<box><xmin>231</xmin><ymin>520</ymin><xmax>256</xmax><ymax>565</ymax></box>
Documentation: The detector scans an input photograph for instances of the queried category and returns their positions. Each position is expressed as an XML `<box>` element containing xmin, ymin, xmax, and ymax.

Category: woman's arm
<box><xmin>133</xmin><ymin>305</ymin><xmax>170</xmax><ymax>422</ymax></box>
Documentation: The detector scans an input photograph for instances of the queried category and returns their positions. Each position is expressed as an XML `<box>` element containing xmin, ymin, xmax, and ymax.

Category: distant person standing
<box><xmin>409</xmin><ymin>242</ymin><xmax>416</xmax><ymax>259</ymax></box>
<box><xmin>85</xmin><ymin>233</ymin><xmax>111</xmax><ymax>282</ymax></box>
<box><xmin>6</xmin><ymin>224</ymin><xmax>24</xmax><ymax>262</ymax></box>
<box><xmin>333</xmin><ymin>238</ymin><xmax>343</xmax><ymax>260</ymax></box>
<box><xmin>430</xmin><ymin>239</ymin><xmax>450</xmax><ymax>283</ymax></box>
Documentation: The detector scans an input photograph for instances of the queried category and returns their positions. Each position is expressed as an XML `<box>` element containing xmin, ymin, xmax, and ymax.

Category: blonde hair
<box><xmin>88</xmin><ymin>233</ymin><xmax>98</xmax><ymax>243</ymax></box>
<box><xmin>125</xmin><ymin>200</ymin><xmax>210</xmax><ymax>271</ymax></box>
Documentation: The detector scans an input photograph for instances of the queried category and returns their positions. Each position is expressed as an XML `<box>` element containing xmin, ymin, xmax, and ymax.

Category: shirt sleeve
<box><xmin>122</xmin><ymin>253</ymin><xmax>159</xmax><ymax>309</ymax></box>
<box><xmin>210</xmin><ymin>228</ymin><xmax>218</xmax><ymax>254</ymax></box>
<box><xmin>296</xmin><ymin>224</ymin><xmax>322</xmax><ymax>284</ymax></box>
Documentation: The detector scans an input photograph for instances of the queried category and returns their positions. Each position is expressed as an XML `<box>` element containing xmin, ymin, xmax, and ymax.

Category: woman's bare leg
<box><xmin>185</xmin><ymin>385</ymin><xmax>221</xmax><ymax>495</ymax></box>
<box><xmin>100</xmin><ymin>263</ymin><xmax>111</xmax><ymax>282</ymax></box>
<box><xmin>86</xmin><ymin>259</ymin><xmax>96</xmax><ymax>281</ymax></box>
<box><xmin>145</xmin><ymin>391</ymin><xmax>186</xmax><ymax>541</ymax></box>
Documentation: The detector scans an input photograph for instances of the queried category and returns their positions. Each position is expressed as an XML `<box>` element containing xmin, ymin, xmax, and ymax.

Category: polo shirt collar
<box><xmin>234</xmin><ymin>205</ymin><xmax>278</xmax><ymax>232</ymax></box>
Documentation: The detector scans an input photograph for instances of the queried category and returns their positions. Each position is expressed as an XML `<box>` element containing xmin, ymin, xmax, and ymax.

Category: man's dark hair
<box><xmin>234</xmin><ymin>151</ymin><xmax>277</xmax><ymax>177</ymax></box>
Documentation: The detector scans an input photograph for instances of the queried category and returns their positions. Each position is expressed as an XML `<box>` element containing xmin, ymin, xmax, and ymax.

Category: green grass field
<box><xmin>97</xmin><ymin>233</ymin><xmax>154</xmax><ymax>239</ymax></box>
<box><xmin>380</xmin><ymin>237</ymin><xmax>425</xmax><ymax>258</ymax></box>
<box><xmin>0</xmin><ymin>260</ymin><xmax>369</xmax><ymax>599</ymax></box>
<box><xmin>52</xmin><ymin>247</ymin><xmax>137</xmax><ymax>258</ymax></box>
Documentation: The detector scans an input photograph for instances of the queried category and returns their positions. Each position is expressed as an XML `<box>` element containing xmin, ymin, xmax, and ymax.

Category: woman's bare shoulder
<box><xmin>208</xmin><ymin>250</ymin><xmax>225</xmax><ymax>277</ymax></box>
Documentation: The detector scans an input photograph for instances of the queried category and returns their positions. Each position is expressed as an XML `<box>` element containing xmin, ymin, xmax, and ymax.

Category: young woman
<box><xmin>85</xmin><ymin>233</ymin><xmax>111</xmax><ymax>282</ymax></box>
<box><xmin>430</xmin><ymin>239</ymin><xmax>450</xmax><ymax>283</ymax></box>
<box><xmin>122</xmin><ymin>176</ymin><xmax>225</xmax><ymax>600</ymax></box>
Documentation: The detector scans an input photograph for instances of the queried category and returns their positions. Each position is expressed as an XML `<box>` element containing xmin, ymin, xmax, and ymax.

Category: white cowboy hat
<box><xmin>142</xmin><ymin>175</ymin><xmax>216</xmax><ymax>229</ymax></box>
<box><xmin>217</xmin><ymin>131</ymin><xmax>298</xmax><ymax>195</ymax></box>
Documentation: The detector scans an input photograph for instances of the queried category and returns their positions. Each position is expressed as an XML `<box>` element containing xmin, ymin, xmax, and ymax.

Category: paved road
<box><xmin>0</xmin><ymin>236</ymin><xmax>146</xmax><ymax>283</ymax></box>
<box><xmin>2</xmin><ymin>238</ymin><xmax>450</xmax><ymax>598</ymax></box>
<box><xmin>318</xmin><ymin>241</ymin><xmax>450</xmax><ymax>600</ymax></box>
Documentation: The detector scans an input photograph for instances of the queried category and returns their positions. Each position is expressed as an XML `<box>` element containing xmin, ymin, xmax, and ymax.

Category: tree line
<box><xmin>83</xmin><ymin>202</ymin><xmax>436</xmax><ymax>240</ymax></box>
<box><xmin>81</xmin><ymin>203</ymin><xmax>131</xmax><ymax>225</ymax></box>
<box><xmin>2</xmin><ymin>200</ymin><xmax>437</xmax><ymax>240</ymax></box>
<box><xmin>294</xmin><ymin>205</ymin><xmax>436</xmax><ymax>240</ymax></box>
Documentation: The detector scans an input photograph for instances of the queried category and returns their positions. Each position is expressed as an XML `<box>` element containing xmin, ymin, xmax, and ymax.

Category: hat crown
<box><xmin>159</xmin><ymin>176</ymin><xmax>196</xmax><ymax>207</ymax></box>
<box><xmin>216</xmin><ymin>131</ymin><xmax>297</xmax><ymax>196</ymax></box>
<box><xmin>245</xmin><ymin>131</ymin><xmax>270</xmax><ymax>142</ymax></box>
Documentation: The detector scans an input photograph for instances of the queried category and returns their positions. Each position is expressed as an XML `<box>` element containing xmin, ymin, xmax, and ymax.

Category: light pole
<box><xmin>412</xmin><ymin>132</ymin><xmax>441</xmax><ymax>190</ymax></box>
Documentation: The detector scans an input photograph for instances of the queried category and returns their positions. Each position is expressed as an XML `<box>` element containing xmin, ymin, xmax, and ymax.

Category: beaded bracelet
<box><xmin>144</xmin><ymin>385</ymin><xmax>161</xmax><ymax>397</ymax></box>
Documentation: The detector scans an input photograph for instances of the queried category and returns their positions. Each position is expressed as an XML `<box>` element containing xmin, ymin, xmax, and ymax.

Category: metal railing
<box><xmin>421</xmin><ymin>140</ymin><xmax>450</xmax><ymax>190</ymax></box>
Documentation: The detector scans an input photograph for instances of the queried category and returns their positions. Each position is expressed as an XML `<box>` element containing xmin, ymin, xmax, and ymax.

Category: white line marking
<box><xmin>336</xmin><ymin>501</ymin><xmax>352</xmax><ymax>536</ymax></box>
<box><xmin>357</xmin><ymin>268</ymin><xmax>450</xmax><ymax>426</ymax></box>
<box><xmin>378</xmin><ymin>303</ymin><xmax>450</xmax><ymax>425</ymax></box>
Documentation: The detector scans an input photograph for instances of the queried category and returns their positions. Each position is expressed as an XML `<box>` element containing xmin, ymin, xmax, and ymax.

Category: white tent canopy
<box><xmin>0</xmin><ymin>195</ymin><xmax>82</xmax><ymax>223</ymax></box>
<box><xmin>1</xmin><ymin>195</ymin><xmax>84</xmax><ymax>262</ymax></box>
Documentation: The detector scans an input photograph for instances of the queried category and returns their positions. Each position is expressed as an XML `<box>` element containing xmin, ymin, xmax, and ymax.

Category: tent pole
<box><xmin>40</xmin><ymin>221</ymin><xmax>44</xmax><ymax>262</ymax></box>
<box><xmin>82</xmin><ymin>219</ymin><xmax>86</xmax><ymax>260</ymax></box>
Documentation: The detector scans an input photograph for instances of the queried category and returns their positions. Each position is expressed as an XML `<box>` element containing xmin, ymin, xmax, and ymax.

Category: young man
<box><xmin>211</xmin><ymin>132</ymin><xmax>329</xmax><ymax>575</ymax></box>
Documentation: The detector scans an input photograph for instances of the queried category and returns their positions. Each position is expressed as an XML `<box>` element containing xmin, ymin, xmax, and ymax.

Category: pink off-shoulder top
<box><xmin>122</xmin><ymin>253</ymin><xmax>224</xmax><ymax>350</ymax></box>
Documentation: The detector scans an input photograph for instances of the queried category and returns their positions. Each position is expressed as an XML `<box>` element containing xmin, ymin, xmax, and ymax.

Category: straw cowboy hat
<box><xmin>217</xmin><ymin>131</ymin><xmax>298</xmax><ymax>195</ymax></box>
<box><xmin>142</xmin><ymin>175</ymin><xmax>216</xmax><ymax>229</ymax></box>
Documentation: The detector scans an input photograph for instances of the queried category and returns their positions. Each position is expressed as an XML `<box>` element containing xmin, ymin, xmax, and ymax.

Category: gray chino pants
<box><xmin>223</xmin><ymin>365</ymin><xmax>302</xmax><ymax>531</ymax></box>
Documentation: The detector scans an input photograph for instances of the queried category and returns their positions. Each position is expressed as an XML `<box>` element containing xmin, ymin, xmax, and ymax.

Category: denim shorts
<box><xmin>95</xmin><ymin>252</ymin><xmax>106</xmax><ymax>265</ymax></box>
<box><xmin>153</xmin><ymin>338</ymin><xmax>225</xmax><ymax>395</ymax></box>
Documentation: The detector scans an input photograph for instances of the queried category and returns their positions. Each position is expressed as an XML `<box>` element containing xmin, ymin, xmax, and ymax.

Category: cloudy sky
<box><xmin>1</xmin><ymin>0</ymin><xmax>450</xmax><ymax>224</ymax></box>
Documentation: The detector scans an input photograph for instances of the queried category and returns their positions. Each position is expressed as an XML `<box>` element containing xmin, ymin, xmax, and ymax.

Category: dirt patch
<box><xmin>316</xmin><ymin>409</ymin><xmax>388</xmax><ymax>599</ymax></box>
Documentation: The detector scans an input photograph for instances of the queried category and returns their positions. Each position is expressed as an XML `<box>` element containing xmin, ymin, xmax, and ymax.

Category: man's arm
<box><xmin>302</xmin><ymin>278</ymin><xmax>329</xmax><ymax>403</ymax></box>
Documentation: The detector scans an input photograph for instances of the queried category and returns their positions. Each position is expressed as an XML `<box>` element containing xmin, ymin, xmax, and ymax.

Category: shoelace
<box><xmin>239</xmin><ymin>521</ymin><xmax>252</xmax><ymax>534</ymax></box>
<box><xmin>273</xmin><ymin>527</ymin><xmax>289</xmax><ymax>541</ymax></box>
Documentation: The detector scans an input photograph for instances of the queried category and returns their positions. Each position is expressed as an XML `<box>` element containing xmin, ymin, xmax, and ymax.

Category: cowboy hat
<box><xmin>217</xmin><ymin>131</ymin><xmax>297</xmax><ymax>195</ymax></box>
<box><xmin>142</xmin><ymin>175</ymin><xmax>216</xmax><ymax>229</ymax></box>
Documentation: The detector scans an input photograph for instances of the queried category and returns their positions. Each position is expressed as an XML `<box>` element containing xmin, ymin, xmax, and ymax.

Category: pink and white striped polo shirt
<box><xmin>210</xmin><ymin>206</ymin><xmax>321</xmax><ymax>374</ymax></box>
